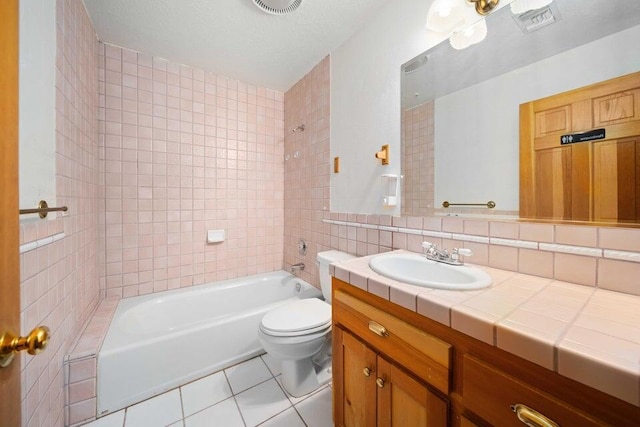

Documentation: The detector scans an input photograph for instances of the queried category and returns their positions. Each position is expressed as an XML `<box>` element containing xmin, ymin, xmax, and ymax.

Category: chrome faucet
<box><xmin>421</xmin><ymin>241</ymin><xmax>473</xmax><ymax>266</ymax></box>
<box><xmin>290</xmin><ymin>262</ymin><xmax>305</xmax><ymax>273</ymax></box>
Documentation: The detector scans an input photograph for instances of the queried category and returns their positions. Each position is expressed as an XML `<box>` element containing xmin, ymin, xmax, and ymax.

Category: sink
<box><xmin>369</xmin><ymin>253</ymin><xmax>492</xmax><ymax>290</ymax></box>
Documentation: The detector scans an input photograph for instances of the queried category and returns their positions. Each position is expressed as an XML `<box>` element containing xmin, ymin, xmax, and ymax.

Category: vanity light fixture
<box><xmin>467</xmin><ymin>0</ymin><xmax>500</xmax><ymax>16</ymax></box>
<box><xmin>426</xmin><ymin>1</ymin><xmax>496</xmax><ymax>51</ymax></box>
<box><xmin>510</xmin><ymin>0</ymin><xmax>553</xmax><ymax>15</ymax></box>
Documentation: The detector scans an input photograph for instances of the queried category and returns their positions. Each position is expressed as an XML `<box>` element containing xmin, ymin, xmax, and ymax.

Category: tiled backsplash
<box><xmin>98</xmin><ymin>43</ymin><xmax>285</xmax><ymax>298</ymax></box>
<box><xmin>324</xmin><ymin>213</ymin><xmax>640</xmax><ymax>296</ymax></box>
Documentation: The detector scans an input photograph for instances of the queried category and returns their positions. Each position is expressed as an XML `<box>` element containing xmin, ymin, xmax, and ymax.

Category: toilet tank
<box><xmin>316</xmin><ymin>250</ymin><xmax>356</xmax><ymax>304</ymax></box>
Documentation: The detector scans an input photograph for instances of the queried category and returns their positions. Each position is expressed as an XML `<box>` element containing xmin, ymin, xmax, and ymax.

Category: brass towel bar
<box><xmin>442</xmin><ymin>201</ymin><xmax>496</xmax><ymax>209</ymax></box>
<box><xmin>19</xmin><ymin>200</ymin><xmax>68</xmax><ymax>219</ymax></box>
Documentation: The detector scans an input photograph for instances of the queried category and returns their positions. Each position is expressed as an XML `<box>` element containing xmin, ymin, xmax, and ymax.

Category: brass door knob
<box><xmin>0</xmin><ymin>326</ymin><xmax>50</xmax><ymax>368</ymax></box>
<box><xmin>363</xmin><ymin>367</ymin><xmax>371</xmax><ymax>377</ymax></box>
<box><xmin>376</xmin><ymin>377</ymin><xmax>386</xmax><ymax>388</ymax></box>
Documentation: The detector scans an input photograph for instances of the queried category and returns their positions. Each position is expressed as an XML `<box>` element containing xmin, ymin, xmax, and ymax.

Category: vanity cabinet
<box><xmin>332</xmin><ymin>278</ymin><xmax>640</xmax><ymax>427</ymax></box>
<box><xmin>334</xmin><ymin>326</ymin><xmax>448</xmax><ymax>427</ymax></box>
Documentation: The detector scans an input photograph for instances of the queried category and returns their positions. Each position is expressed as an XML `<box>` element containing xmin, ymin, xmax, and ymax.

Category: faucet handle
<box><xmin>421</xmin><ymin>241</ymin><xmax>436</xmax><ymax>249</ymax></box>
<box><xmin>421</xmin><ymin>241</ymin><xmax>436</xmax><ymax>256</ymax></box>
<box><xmin>451</xmin><ymin>248</ymin><xmax>473</xmax><ymax>263</ymax></box>
<box><xmin>456</xmin><ymin>248</ymin><xmax>473</xmax><ymax>257</ymax></box>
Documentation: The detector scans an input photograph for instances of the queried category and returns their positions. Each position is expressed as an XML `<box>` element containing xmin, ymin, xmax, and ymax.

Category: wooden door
<box><xmin>520</xmin><ymin>71</ymin><xmax>640</xmax><ymax>222</ymax></box>
<box><xmin>0</xmin><ymin>1</ymin><xmax>22</xmax><ymax>426</ymax></box>
<box><xmin>593</xmin><ymin>138</ymin><xmax>640</xmax><ymax>222</ymax></box>
<box><xmin>333</xmin><ymin>327</ymin><xmax>377</xmax><ymax>427</ymax></box>
<box><xmin>376</xmin><ymin>356</ymin><xmax>447</xmax><ymax>427</ymax></box>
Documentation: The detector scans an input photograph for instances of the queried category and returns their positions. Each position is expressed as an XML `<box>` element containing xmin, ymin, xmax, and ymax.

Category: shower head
<box><xmin>292</xmin><ymin>124</ymin><xmax>305</xmax><ymax>133</ymax></box>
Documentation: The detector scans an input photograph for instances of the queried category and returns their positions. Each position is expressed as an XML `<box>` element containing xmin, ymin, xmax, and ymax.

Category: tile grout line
<box><xmin>178</xmin><ymin>386</ymin><xmax>186</xmax><ymax>425</ymax></box>
<box><xmin>224</xmin><ymin>368</ymin><xmax>249</xmax><ymax>427</ymax></box>
<box><xmin>552</xmin><ymin>287</ymin><xmax>599</xmax><ymax>373</ymax></box>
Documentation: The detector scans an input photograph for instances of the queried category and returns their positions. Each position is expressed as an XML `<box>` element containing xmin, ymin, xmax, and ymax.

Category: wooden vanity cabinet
<box><xmin>334</xmin><ymin>326</ymin><xmax>448</xmax><ymax>427</ymax></box>
<box><xmin>332</xmin><ymin>278</ymin><xmax>640</xmax><ymax>427</ymax></box>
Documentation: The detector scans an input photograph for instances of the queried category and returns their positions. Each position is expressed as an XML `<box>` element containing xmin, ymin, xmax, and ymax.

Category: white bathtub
<box><xmin>97</xmin><ymin>271</ymin><xmax>322</xmax><ymax>415</ymax></box>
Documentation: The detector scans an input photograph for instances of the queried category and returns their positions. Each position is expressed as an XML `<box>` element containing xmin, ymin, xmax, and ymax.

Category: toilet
<box><xmin>258</xmin><ymin>250</ymin><xmax>355</xmax><ymax>397</ymax></box>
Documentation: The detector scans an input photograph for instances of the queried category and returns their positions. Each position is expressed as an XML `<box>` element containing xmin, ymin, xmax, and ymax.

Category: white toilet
<box><xmin>258</xmin><ymin>250</ymin><xmax>355</xmax><ymax>397</ymax></box>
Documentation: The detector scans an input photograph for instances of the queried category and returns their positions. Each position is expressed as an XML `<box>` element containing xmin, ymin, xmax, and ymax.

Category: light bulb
<box><xmin>449</xmin><ymin>18</ymin><xmax>487</xmax><ymax>50</ymax></box>
<box><xmin>438</xmin><ymin>5</ymin><xmax>452</xmax><ymax>18</ymax></box>
<box><xmin>426</xmin><ymin>0</ymin><xmax>467</xmax><ymax>33</ymax></box>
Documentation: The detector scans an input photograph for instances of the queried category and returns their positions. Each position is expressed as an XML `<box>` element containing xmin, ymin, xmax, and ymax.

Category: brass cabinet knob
<box><xmin>363</xmin><ymin>367</ymin><xmax>371</xmax><ymax>377</ymax></box>
<box><xmin>376</xmin><ymin>377</ymin><xmax>386</xmax><ymax>388</ymax></box>
<box><xmin>0</xmin><ymin>326</ymin><xmax>51</xmax><ymax>368</ymax></box>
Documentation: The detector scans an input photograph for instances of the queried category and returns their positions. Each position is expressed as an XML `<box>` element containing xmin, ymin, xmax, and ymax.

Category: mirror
<box><xmin>19</xmin><ymin>3</ymin><xmax>57</xmax><ymax>218</ymax></box>
<box><xmin>401</xmin><ymin>0</ymin><xmax>640</xmax><ymax>221</ymax></box>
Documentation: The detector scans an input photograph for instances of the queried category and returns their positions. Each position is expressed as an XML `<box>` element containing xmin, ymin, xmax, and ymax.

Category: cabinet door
<box><xmin>376</xmin><ymin>356</ymin><xmax>447</xmax><ymax>427</ymax></box>
<box><xmin>334</xmin><ymin>327</ymin><xmax>377</xmax><ymax>427</ymax></box>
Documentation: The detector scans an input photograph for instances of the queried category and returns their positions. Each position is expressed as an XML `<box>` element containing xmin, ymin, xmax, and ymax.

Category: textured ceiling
<box><xmin>83</xmin><ymin>0</ymin><xmax>390</xmax><ymax>91</ymax></box>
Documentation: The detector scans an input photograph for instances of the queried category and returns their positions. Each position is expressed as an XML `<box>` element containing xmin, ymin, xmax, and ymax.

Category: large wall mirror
<box><xmin>401</xmin><ymin>0</ymin><xmax>640</xmax><ymax>223</ymax></box>
<box><xmin>19</xmin><ymin>2</ymin><xmax>57</xmax><ymax>220</ymax></box>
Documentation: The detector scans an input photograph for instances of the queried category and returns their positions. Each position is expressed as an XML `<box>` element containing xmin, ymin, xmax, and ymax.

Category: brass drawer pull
<box><xmin>511</xmin><ymin>404</ymin><xmax>559</xmax><ymax>427</ymax></box>
<box><xmin>368</xmin><ymin>321</ymin><xmax>389</xmax><ymax>337</ymax></box>
<box><xmin>376</xmin><ymin>377</ymin><xmax>386</xmax><ymax>388</ymax></box>
<box><xmin>363</xmin><ymin>367</ymin><xmax>372</xmax><ymax>377</ymax></box>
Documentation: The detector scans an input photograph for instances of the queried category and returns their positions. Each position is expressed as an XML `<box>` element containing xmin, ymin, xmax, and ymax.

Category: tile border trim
<box><xmin>322</xmin><ymin>219</ymin><xmax>640</xmax><ymax>263</ymax></box>
<box><xmin>19</xmin><ymin>232</ymin><xmax>65</xmax><ymax>254</ymax></box>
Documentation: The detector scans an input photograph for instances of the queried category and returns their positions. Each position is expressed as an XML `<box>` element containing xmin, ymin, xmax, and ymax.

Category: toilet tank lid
<box><xmin>316</xmin><ymin>250</ymin><xmax>356</xmax><ymax>264</ymax></box>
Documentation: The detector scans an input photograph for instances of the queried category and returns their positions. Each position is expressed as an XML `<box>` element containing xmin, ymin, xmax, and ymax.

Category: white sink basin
<box><xmin>369</xmin><ymin>253</ymin><xmax>492</xmax><ymax>291</ymax></box>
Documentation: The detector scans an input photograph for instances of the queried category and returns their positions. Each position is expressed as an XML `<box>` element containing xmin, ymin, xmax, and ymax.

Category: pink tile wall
<box><xmin>283</xmin><ymin>57</ymin><xmax>331</xmax><ymax>286</ymax></box>
<box><xmin>402</xmin><ymin>102</ymin><xmax>434</xmax><ymax>216</ymax></box>
<box><xmin>19</xmin><ymin>1</ymin><xmax>101</xmax><ymax>426</ymax></box>
<box><xmin>98</xmin><ymin>44</ymin><xmax>285</xmax><ymax>297</ymax></box>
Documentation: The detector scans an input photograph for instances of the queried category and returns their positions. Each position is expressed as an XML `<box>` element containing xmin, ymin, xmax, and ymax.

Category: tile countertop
<box><xmin>330</xmin><ymin>250</ymin><xmax>640</xmax><ymax>408</ymax></box>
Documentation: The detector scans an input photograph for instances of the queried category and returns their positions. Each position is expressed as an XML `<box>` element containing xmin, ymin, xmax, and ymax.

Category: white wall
<box><xmin>330</xmin><ymin>0</ymin><xmax>447</xmax><ymax>214</ymax></box>
<box><xmin>434</xmin><ymin>24</ymin><xmax>640</xmax><ymax>211</ymax></box>
<box><xmin>19</xmin><ymin>0</ymin><xmax>57</xmax><ymax>213</ymax></box>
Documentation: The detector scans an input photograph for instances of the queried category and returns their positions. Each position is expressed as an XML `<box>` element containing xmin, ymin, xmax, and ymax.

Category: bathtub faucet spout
<box><xmin>290</xmin><ymin>263</ymin><xmax>305</xmax><ymax>273</ymax></box>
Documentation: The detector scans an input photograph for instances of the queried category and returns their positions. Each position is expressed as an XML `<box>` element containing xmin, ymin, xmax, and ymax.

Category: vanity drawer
<box><xmin>462</xmin><ymin>355</ymin><xmax>603</xmax><ymax>427</ymax></box>
<box><xmin>333</xmin><ymin>289</ymin><xmax>451</xmax><ymax>394</ymax></box>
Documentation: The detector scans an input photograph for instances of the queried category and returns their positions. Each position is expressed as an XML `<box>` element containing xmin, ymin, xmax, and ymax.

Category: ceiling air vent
<box><xmin>252</xmin><ymin>0</ymin><xmax>303</xmax><ymax>15</ymax></box>
<box><xmin>513</xmin><ymin>2</ymin><xmax>562</xmax><ymax>34</ymax></box>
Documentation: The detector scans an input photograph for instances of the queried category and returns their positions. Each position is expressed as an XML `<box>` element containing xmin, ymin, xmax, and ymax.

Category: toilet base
<box><xmin>281</xmin><ymin>358</ymin><xmax>332</xmax><ymax>397</ymax></box>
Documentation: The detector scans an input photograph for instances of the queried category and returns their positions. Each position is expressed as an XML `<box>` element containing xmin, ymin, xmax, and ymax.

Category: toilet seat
<box><xmin>260</xmin><ymin>299</ymin><xmax>331</xmax><ymax>337</ymax></box>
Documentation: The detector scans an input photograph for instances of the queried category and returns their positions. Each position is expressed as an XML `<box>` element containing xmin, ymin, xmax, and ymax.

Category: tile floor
<box><xmin>83</xmin><ymin>354</ymin><xmax>333</xmax><ymax>427</ymax></box>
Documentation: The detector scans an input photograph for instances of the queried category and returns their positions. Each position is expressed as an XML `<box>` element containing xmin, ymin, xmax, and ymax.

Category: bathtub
<box><xmin>97</xmin><ymin>271</ymin><xmax>322</xmax><ymax>415</ymax></box>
